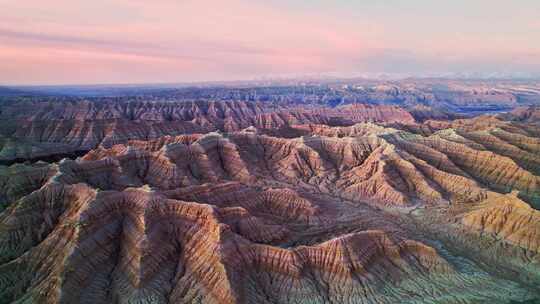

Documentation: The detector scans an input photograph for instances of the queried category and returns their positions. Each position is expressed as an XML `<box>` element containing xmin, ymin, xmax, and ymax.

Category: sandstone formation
<box><xmin>0</xmin><ymin>100</ymin><xmax>539</xmax><ymax>303</ymax></box>
<box><xmin>461</xmin><ymin>192</ymin><xmax>540</xmax><ymax>253</ymax></box>
<box><xmin>0</xmin><ymin>181</ymin><xmax>535</xmax><ymax>303</ymax></box>
<box><xmin>0</xmin><ymin>101</ymin><xmax>415</xmax><ymax>162</ymax></box>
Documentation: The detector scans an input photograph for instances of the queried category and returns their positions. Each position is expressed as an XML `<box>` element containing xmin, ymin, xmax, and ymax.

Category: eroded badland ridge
<box><xmin>0</xmin><ymin>80</ymin><xmax>539</xmax><ymax>303</ymax></box>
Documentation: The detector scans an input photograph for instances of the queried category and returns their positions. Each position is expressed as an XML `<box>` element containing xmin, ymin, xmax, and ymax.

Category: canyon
<box><xmin>0</xmin><ymin>83</ymin><xmax>539</xmax><ymax>303</ymax></box>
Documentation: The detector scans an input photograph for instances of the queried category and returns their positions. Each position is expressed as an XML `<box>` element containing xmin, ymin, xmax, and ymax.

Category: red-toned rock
<box><xmin>1</xmin><ymin>101</ymin><xmax>539</xmax><ymax>303</ymax></box>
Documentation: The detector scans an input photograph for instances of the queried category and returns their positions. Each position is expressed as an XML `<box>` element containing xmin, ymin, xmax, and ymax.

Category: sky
<box><xmin>0</xmin><ymin>0</ymin><xmax>539</xmax><ymax>85</ymax></box>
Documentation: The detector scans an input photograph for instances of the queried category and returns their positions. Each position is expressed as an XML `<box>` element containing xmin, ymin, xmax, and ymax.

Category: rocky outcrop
<box><xmin>501</xmin><ymin>106</ymin><xmax>540</xmax><ymax>124</ymax></box>
<box><xmin>461</xmin><ymin>192</ymin><xmax>540</xmax><ymax>253</ymax></box>
<box><xmin>1</xmin><ymin>101</ymin><xmax>540</xmax><ymax>303</ymax></box>
<box><xmin>27</xmin><ymin>120</ymin><xmax>535</xmax><ymax>210</ymax></box>
<box><xmin>0</xmin><ymin>183</ymin><xmax>533</xmax><ymax>303</ymax></box>
<box><xmin>0</xmin><ymin>101</ymin><xmax>417</xmax><ymax>161</ymax></box>
<box><xmin>0</xmin><ymin>162</ymin><xmax>57</xmax><ymax>211</ymax></box>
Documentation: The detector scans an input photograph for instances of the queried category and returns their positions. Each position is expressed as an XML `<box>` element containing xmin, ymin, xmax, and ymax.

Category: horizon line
<box><xmin>3</xmin><ymin>75</ymin><xmax>540</xmax><ymax>89</ymax></box>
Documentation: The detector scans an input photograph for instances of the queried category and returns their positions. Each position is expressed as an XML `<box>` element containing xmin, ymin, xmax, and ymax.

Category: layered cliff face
<box><xmin>0</xmin><ymin>162</ymin><xmax>56</xmax><ymax>211</ymax></box>
<box><xmin>0</xmin><ymin>101</ymin><xmax>415</xmax><ymax>162</ymax></box>
<box><xmin>1</xmin><ymin>102</ymin><xmax>540</xmax><ymax>303</ymax></box>
<box><xmin>0</xmin><ymin>181</ymin><xmax>535</xmax><ymax>303</ymax></box>
<box><xmin>501</xmin><ymin>106</ymin><xmax>540</xmax><ymax>124</ymax></box>
<box><xmin>461</xmin><ymin>192</ymin><xmax>540</xmax><ymax>253</ymax></box>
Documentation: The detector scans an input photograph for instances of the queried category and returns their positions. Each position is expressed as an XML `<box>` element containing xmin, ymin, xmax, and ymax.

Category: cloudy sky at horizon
<box><xmin>1</xmin><ymin>0</ymin><xmax>539</xmax><ymax>85</ymax></box>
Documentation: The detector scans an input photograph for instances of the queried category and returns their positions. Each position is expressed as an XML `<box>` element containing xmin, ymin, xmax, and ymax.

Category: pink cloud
<box><xmin>0</xmin><ymin>0</ymin><xmax>538</xmax><ymax>84</ymax></box>
<box><xmin>0</xmin><ymin>0</ymin><xmax>380</xmax><ymax>84</ymax></box>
